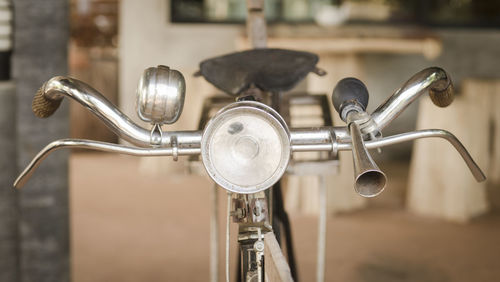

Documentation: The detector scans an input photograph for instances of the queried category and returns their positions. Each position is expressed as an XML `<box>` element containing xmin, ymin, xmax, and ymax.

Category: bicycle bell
<box><xmin>136</xmin><ymin>65</ymin><xmax>186</xmax><ymax>124</ymax></box>
<box><xmin>201</xmin><ymin>101</ymin><xmax>291</xmax><ymax>194</ymax></box>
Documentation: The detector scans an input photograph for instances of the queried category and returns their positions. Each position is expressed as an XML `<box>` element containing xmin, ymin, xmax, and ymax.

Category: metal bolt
<box><xmin>254</xmin><ymin>241</ymin><xmax>264</xmax><ymax>252</ymax></box>
<box><xmin>253</xmin><ymin>206</ymin><xmax>260</xmax><ymax>217</ymax></box>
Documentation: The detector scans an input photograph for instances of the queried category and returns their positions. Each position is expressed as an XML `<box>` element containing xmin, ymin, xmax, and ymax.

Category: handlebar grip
<box><xmin>429</xmin><ymin>81</ymin><xmax>454</xmax><ymax>107</ymax></box>
<box><xmin>332</xmin><ymin>77</ymin><xmax>369</xmax><ymax>113</ymax></box>
<box><xmin>32</xmin><ymin>85</ymin><xmax>63</xmax><ymax>118</ymax></box>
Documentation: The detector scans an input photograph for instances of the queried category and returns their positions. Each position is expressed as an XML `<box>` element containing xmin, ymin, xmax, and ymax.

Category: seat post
<box><xmin>246</xmin><ymin>0</ymin><xmax>267</xmax><ymax>48</ymax></box>
<box><xmin>271</xmin><ymin>91</ymin><xmax>283</xmax><ymax>113</ymax></box>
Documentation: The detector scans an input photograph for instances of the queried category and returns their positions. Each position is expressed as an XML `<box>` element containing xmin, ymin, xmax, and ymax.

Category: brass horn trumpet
<box><xmin>332</xmin><ymin>77</ymin><xmax>387</xmax><ymax>197</ymax></box>
<box><xmin>347</xmin><ymin>117</ymin><xmax>387</xmax><ymax>197</ymax></box>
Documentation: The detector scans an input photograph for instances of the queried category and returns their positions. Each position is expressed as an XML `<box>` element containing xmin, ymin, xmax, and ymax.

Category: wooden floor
<box><xmin>70</xmin><ymin>153</ymin><xmax>500</xmax><ymax>282</ymax></box>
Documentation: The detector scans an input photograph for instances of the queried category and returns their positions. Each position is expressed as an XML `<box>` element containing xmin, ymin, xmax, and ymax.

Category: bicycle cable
<box><xmin>226</xmin><ymin>192</ymin><xmax>232</xmax><ymax>282</ymax></box>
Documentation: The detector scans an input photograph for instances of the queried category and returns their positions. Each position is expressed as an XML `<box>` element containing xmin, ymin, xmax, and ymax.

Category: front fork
<box><xmin>231</xmin><ymin>191</ymin><xmax>272</xmax><ymax>282</ymax></box>
<box><xmin>239</xmin><ymin>230</ymin><xmax>265</xmax><ymax>282</ymax></box>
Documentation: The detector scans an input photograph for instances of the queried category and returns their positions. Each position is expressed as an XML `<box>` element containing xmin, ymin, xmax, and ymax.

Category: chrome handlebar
<box><xmin>371</xmin><ymin>67</ymin><xmax>454</xmax><ymax>131</ymax></box>
<box><xmin>35</xmin><ymin>76</ymin><xmax>201</xmax><ymax>148</ymax></box>
<box><xmin>14</xmin><ymin>67</ymin><xmax>486</xmax><ymax>193</ymax></box>
<box><xmin>13</xmin><ymin>128</ymin><xmax>486</xmax><ymax>189</ymax></box>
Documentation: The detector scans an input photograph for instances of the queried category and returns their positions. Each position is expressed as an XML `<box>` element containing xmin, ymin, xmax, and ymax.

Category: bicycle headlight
<box><xmin>201</xmin><ymin>101</ymin><xmax>291</xmax><ymax>194</ymax></box>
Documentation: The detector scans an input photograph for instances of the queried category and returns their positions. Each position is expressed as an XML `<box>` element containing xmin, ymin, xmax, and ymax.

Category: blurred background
<box><xmin>2</xmin><ymin>0</ymin><xmax>500</xmax><ymax>281</ymax></box>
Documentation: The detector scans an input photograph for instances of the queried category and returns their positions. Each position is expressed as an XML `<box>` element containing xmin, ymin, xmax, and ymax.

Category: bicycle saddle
<box><xmin>198</xmin><ymin>48</ymin><xmax>320</xmax><ymax>96</ymax></box>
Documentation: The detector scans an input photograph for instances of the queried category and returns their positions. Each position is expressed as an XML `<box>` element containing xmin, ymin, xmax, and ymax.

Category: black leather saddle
<box><xmin>198</xmin><ymin>48</ymin><xmax>322</xmax><ymax>96</ymax></box>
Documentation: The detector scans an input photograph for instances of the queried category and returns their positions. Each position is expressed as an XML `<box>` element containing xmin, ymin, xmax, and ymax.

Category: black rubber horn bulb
<box><xmin>332</xmin><ymin>77</ymin><xmax>369</xmax><ymax>114</ymax></box>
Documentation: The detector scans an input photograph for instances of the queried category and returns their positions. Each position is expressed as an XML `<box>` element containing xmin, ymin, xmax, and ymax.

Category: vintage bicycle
<box><xmin>14</xmin><ymin>51</ymin><xmax>486</xmax><ymax>281</ymax></box>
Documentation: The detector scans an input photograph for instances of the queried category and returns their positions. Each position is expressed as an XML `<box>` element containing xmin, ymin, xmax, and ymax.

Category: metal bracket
<box><xmin>150</xmin><ymin>124</ymin><xmax>163</xmax><ymax>146</ymax></box>
<box><xmin>171</xmin><ymin>135</ymin><xmax>179</xmax><ymax>161</ymax></box>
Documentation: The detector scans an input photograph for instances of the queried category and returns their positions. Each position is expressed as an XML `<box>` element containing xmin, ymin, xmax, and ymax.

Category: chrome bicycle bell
<box><xmin>136</xmin><ymin>65</ymin><xmax>186</xmax><ymax>125</ymax></box>
<box><xmin>202</xmin><ymin>101</ymin><xmax>291</xmax><ymax>194</ymax></box>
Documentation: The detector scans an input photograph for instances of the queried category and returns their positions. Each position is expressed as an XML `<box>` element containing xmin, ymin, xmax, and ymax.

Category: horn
<box><xmin>348</xmin><ymin>120</ymin><xmax>386</xmax><ymax>197</ymax></box>
<box><xmin>332</xmin><ymin>77</ymin><xmax>386</xmax><ymax>197</ymax></box>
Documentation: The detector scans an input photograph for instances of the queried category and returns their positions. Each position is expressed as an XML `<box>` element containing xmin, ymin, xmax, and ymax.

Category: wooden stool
<box><xmin>407</xmin><ymin>79</ymin><xmax>497</xmax><ymax>222</ymax></box>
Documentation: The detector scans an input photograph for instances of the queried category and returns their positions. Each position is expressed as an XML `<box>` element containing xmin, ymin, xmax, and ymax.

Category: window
<box><xmin>170</xmin><ymin>0</ymin><xmax>500</xmax><ymax>28</ymax></box>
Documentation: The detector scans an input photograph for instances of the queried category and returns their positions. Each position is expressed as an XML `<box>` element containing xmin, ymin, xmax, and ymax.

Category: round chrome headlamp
<box><xmin>136</xmin><ymin>65</ymin><xmax>186</xmax><ymax>125</ymax></box>
<box><xmin>201</xmin><ymin>101</ymin><xmax>291</xmax><ymax>194</ymax></box>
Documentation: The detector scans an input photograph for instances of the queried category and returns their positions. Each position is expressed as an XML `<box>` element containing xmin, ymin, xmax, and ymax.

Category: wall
<box><xmin>363</xmin><ymin>29</ymin><xmax>500</xmax><ymax>159</ymax></box>
<box><xmin>119</xmin><ymin>0</ymin><xmax>243</xmax><ymax>131</ymax></box>
<box><xmin>120</xmin><ymin>0</ymin><xmax>500</xmax><ymax>159</ymax></box>
<box><xmin>13</xmin><ymin>1</ymin><xmax>70</xmax><ymax>281</ymax></box>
